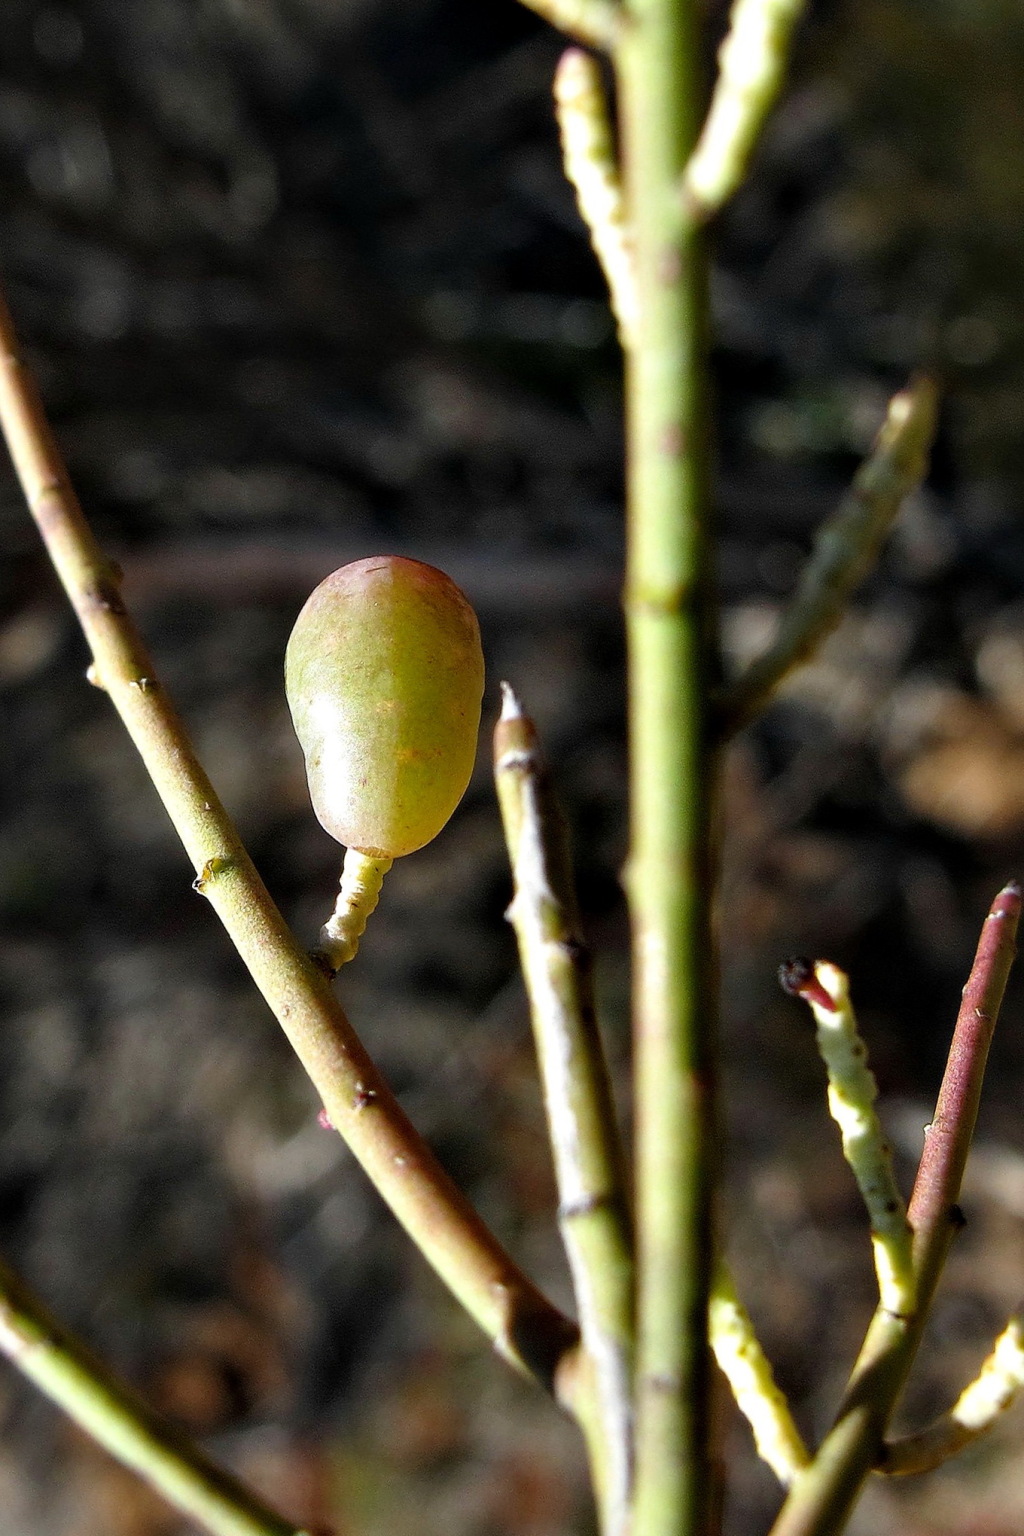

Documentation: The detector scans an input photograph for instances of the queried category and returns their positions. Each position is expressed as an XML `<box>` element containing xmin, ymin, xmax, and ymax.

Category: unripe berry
<box><xmin>285</xmin><ymin>556</ymin><xmax>484</xmax><ymax>859</ymax></box>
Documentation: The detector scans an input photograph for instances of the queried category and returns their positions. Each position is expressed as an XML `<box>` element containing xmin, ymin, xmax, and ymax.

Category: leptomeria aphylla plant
<box><xmin>0</xmin><ymin>3</ymin><xmax>1021</xmax><ymax>1536</ymax></box>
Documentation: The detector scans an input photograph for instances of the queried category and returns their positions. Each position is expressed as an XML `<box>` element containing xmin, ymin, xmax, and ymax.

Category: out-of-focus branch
<box><xmin>494</xmin><ymin>684</ymin><xmax>634</xmax><ymax>1536</ymax></box>
<box><xmin>0</xmin><ymin>1255</ymin><xmax>310</xmax><ymax>1536</ymax></box>
<box><xmin>683</xmin><ymin>0</ymin><xmax>807</xmax><ymax>220</ymax></box>
<box><xmin>718</xmin><ymin>376</ymin><xmax>939</xmax><ymax>739</ymax></box>
<box><xmin>554</xmin><ymin>49</ymin><xmax>637</xmax><ymax>347</ymax></box>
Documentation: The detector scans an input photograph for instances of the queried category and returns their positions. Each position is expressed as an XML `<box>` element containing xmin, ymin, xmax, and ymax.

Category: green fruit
<box><xmin>285</xmin><ymin>556</ymin><xmax>484</xmax><ymax>858</ymax></box>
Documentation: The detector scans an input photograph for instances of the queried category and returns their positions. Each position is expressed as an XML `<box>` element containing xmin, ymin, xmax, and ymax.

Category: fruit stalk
<box><xmin>317</xmin><ymin>850</ymin><xmax>394</xmax><ymax>971</ymax></box>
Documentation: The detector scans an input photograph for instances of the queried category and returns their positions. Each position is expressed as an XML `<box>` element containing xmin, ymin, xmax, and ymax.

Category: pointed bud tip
<box><xmin>499</xmin><ymin>681</ymin><xmax>524</xmax><ymax>721</ymax></box>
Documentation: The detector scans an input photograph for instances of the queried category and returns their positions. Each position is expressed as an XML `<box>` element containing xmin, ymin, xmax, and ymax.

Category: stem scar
<box><xmin>192</xmin><ymin>856</ymin><xmax>232</xmax><ymax>894</ymax></box>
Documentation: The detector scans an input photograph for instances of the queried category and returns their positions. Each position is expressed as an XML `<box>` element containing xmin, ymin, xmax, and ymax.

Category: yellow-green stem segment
<box><xmin>709</xmin><ymin>1263</ymin><xmax>809</xmax><ymax>1487</ymax></box>
<box><xmin>790</xmin><ymin>961</ymin><xmax>914</xmax><ymax>1319</ymax></box>
<box><xmin>555</xmin><ymin>49</ymin><xmax>637</xmax><ymax>347</ymax></box>
<box><xmin>617</xmin><ymin>1</ymin><xmax>717</xmax><ymax>1531</ymax></box>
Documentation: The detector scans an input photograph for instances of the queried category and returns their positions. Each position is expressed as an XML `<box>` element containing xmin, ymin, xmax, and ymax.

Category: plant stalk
<box><xmin>616</xmin><ymin>1</ymin><xmax>717</xmax><ymax>1530</ymax></box>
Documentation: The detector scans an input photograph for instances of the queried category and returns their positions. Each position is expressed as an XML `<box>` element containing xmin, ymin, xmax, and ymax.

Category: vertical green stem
<box><xmin>617</xmin><ymin>4</ymin><xmax>717</xmax><ymax>1534</ymax></box>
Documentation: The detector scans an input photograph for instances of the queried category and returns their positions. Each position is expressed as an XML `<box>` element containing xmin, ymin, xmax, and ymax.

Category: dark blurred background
<box><xmin>1</xmin><ymin>1</ymin><xmax>1024</xmax><ymax>1533</ymax></box>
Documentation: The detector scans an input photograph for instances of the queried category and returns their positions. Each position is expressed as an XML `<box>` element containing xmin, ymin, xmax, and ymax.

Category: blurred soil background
<box><xmin>1</xmin><ymin>1</ymin><xmax>1024</xmax><ymax>1533</ymax></box>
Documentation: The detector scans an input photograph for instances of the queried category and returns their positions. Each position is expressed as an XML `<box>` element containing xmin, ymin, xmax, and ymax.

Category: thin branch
<box><xmin>683</xmin><ymin>0</ymin><xmax>807</xmax><ymax>221</ymax></box>
<box><xmin>768</xmin><ymin>881</ymin><xmax>1022</xmax><ymax>1536</ymax></box>
<box><xmin>0</xmin><ymin>1255</ymin><xmax>308</xmax><ymax>1536</ymax></box>
<box><xmin>554</xmin><ymin>49</ymin><xmax>637</xmax><ymax>347</ymax></box>
<box><xmin>717</xmin><ymin>376</ymin><xmax>939</xmax><ymax>740</ymax></box>
<box><xmin>709</xmin><ymin>1263</ymin><xmax>809</xmax><ymax>1487</ymax></box>
<box><xmin>880</xmin><ymin>1314</ymin><xmax>1024</xmax><ymax>1476</ymax></box>
<box><xmin>494</xmin><ymin>684</ymin><xmax>634</xmax><ymax>1536</ymax></box>
<box><xmin>778</xmin><ymin>960</ymin><xmax>914</xmax><ymax>1319</ymax></box>
<box><xmin>517</xmin><ymin>0</ymin><xmax>623</xmax><ymax>52</ymax></box>
<box><xmin>0</xmin><ymin>285</ymin><xmax>580</xmax><ymax>1402</ymax></box>
<box><xmin>906</xmin><ymin>883</ymin><xmax>1022</xmax><ymax>1250</ymax></box>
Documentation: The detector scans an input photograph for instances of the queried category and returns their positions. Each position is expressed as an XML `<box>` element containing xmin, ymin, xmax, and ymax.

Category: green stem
<box><xmin>0</xmin><ymin>286</ymin><xmax>580</xmax><ymax>1403</ymax></box>
<box><xmin>769</xmin><ymin>881</ymin><xmax>1021</xmax><ymax>1536</ymax></box>
<box><xmin>616</xmin><ymin>2</ymin><xmax>717</xmax><ymax>1532</ymax></box>
<box><xmin>0</xmin><ymin>1256</ymin><xmax>306</xmax><ymax>1536</ymax></box>
<box><xmin>494</xmin><ymin>685</ymin><xmax>635</xmax><ymax>1536</ymax></box>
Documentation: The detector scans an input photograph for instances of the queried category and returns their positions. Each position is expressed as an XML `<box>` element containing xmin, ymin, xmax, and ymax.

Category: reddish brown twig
<box><xmin>908</xmin><ymin>880</ymin><xmax>1022</xmax><ymax>1256</ymax></box>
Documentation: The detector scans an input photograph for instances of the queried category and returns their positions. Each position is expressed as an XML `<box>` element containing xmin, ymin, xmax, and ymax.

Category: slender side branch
<box><xmin>554</xmin><ymin>50</ymin><xmax>637</xmax><ymax>347</ymax></box>
<box><xmin>683</xmin><ymin>0</ymin><xmax>807</xmax><ymax>221</ymax></box>
<box><xmin>316</xmin><ymin>850</ymin><xmax>393</xmax><ymax>972</ymax></box>
<box><xmin>0</xmin><ymin>286</ymin><xmax>580</xmax><ymax>1402</ymax></box>
<box><xmin>494</xmin><ymin>683</ymin><xmax>634</xmax><ymax>1536</ymax></box>
<box><xmin>0</xmin><ymin>1255</ymin><xmax>308</xmax><ymax>1536</ymax></box>
<box><xmin>778</xmin><ymin>960</ymin><xmax>914</xmax><ymax>1319</ymax></box>
<box><xmin>517</xmin><ymin>0</ymin><xmax>623</xmax><ymax>52</ymax></box>
<box><xmin>709</xmin><ymin>1263</ymin><xmax>809</xmax><ymax>1487</ymax></box>
<box><xmin>880</xmin><ymin>1315</ymin><xmax>1024</xmax><ymax>1476</ymax></box>
<box><xmin>617</xmin><ymin>0</ymin><xmax>718</xmax><ymax>1529</ymax></box>
<box><xmin>768</xmin><ymin>881</ymin><xmax>1021</xmax><ymax>1536</ymax></box>
<box><xmin>718</xmin><ymin>375</ymin><xmax>939</xmax><ymax>739</ymax></box>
